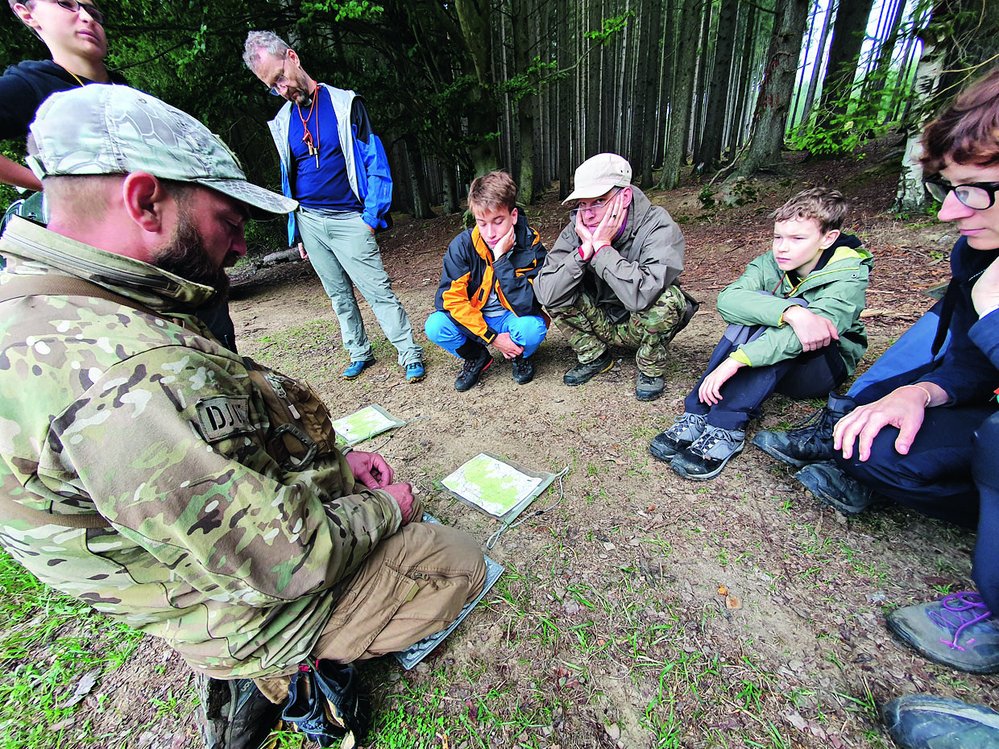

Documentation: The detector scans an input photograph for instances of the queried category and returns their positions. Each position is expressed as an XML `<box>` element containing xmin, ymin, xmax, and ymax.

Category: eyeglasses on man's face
<box><xmin>38</xmin><ymin>0</ymin><xmax>105</xmax><ymax>26</ymax></box>
<box><xmin>266</xmin><ymin>54</ymin><xmax>294</xmax><ymax>97</ymax></box>
<box><xmin>571</xmin><ymin>188</ymin><xmax>621</xmax><ymax>218</ymax></box>
<box><xmin>924</xmin><ymin>178</ymin><xmax>999</xmax><ymax>211</ymax></box>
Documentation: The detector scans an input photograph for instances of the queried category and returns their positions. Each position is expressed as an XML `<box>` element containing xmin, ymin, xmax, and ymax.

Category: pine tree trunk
<box><xmin>817</xmin><ymin>0</ymin><xmax>876</xmax><ymax>117</ymax></box>
<box><xmin>697</xmin><ymin>0</ymin><xmax>740</xmax><ymax>170</ymax></box>
<box><xmin>733</xmin><ymin>0</ymin><xmax>810</xmax><ymax>177</ymax></box>
<box><xmin>639</xmin><ymin>0</ymin><xmax>665</xmax><ymax>186</ymax></box>
<box><xmin>659</xmin><ymin>0</ymin><xmax>704</xmax><ymax>188</ymax></box>
<box><xmin>455</xmin><ymin>0</ymin><xmax>502</xmax><ymax>174</ymax></box>
<box><xmin>796</xmin><ymin>0</ymin><xmax>834</xmax><ymax>136</ymax></box>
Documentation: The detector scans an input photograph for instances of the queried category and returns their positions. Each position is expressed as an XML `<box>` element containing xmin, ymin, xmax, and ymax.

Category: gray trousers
<box><xmin>297</xmin><ymin>208</ymin><xmax>422</xmax><ymax>366</ymax></box>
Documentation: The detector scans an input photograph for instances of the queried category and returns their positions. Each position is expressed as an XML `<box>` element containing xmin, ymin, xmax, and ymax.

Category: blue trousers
<box><xmin>837</xmin><ymin>405</ymin><xmax>991</xmax><ymax>528</ymax></box>
<box><xmin>848</xmin><ymin>300</ymin><xmax>948</xmax><ymax>404</ymax></box>
<box><xmin>425</xmin><ymin>310</ymin><xmax>547</xmax><ymax>358</ymax></box>
<box><xmin>684</xmin><ymin>333</ymin><xmax>847</xmax><ymax>431</ymax></box>
<box><xmin>973</xmin><ymin>414</ymin><xmax>999</xmax><ymax>612</ymax></box>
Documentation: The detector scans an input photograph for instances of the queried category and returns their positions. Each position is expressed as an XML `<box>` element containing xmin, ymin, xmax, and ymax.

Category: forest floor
<box><xmin>4</xmin><ymin>138</ymin><xmax>997</xmax><ymax>749</ymax></box>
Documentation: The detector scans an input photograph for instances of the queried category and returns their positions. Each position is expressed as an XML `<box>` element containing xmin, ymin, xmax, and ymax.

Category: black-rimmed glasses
<box><xmin>39</xmin><ymin>0</ymin><xmax>104</xmax><ymax>25</ymax></box>
<box><xmin>924</xmin><ymin>178</ymin><xmax>999</xmax><ymax>211</ymax></box>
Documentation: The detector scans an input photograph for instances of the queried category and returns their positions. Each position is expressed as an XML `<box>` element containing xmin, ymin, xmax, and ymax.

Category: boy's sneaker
<box><xmin>884</xmin><ymin>695</ymin><xmax>999</xmax><ymax>749</ymax></box>
<box><xmin>794</xmin><ymin>461</ymin><xmax>875</xmax><ymax>516</ymax></box>
<box><xmin>563</xmin><ymin>352</ymin><xmax>613</xmax><ymax>386</ymax></box>
<box><xmin>511</xmin><ymin>355</ymin><xmax>535</xmax><ymax>384</ymax></box>
<box><xmin>887</xmin><ymin>592</ymin><xmax>999</xmax><ymax>674</ymax></box>
<box><xmin>342</xmin><ymin>358</ymin><xmax>376</xmax><ymax>380</ymax></box>
<box><xmin>670</xmin><ymin>425</ymin><xmax>745</xmax><ymax>480</ymax></box>
<box><xmin>650</xmin><ymin>412</ymin><xmax>706</xmax><ymax>462</ymax></box>
<box><xmin>455</xmin><ymin>348</ymin><xmax>493</xmax><ymax>392</ymax></box>
<box><xmin>197</xmin><ymin>675</ymin><xmax>283</xmax><ymax>749</ymax></box>
<box><xmin>635</xmin><ymin>372</ymin><xmax>665</xmax><ymax>401</ymax></box>
<box><xmin>752</xmin><ymin>392</ymin><xmax>855</xmax><ymax>468</ymax></box>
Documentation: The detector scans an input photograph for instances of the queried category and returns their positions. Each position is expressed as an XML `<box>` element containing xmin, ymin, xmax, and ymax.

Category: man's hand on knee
<box><xmin>346</xmin><ymin>450</ymin><xmax>395</xmax><ymax>489</ymax></box>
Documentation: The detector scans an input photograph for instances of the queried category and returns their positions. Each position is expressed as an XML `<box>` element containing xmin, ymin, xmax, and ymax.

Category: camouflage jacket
<box><xmin>0</xmin><ymin>218</ymin><xmax>402</xmax><ymax>678</ymax></box>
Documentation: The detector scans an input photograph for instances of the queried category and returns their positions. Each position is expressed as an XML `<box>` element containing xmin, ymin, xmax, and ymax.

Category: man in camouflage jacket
<box><xmin>0</xmin><ymin>86</ymin><xmax>485</xmax><ymax>744</ymax></box>
<box><xmin>534</xmin><ymin>153</ymin><xmax>697</xmax><ymax>401</ymax></box>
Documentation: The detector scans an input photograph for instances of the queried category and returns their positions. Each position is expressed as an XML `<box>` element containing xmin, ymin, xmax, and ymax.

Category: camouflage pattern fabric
<box><xmin>0</xmin><ymin>217</ymin><xmax>402</xmax><ymax>679</ymax></box>
<box><xmin>549</xmin><ymin>284</ymin><xmax>687</xmax><ymax>376</ymax></box>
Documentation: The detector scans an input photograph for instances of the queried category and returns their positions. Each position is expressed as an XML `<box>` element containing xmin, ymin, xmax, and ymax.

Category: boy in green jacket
<box><xmin>650</xmin><ymin>188</ymin><xmax>872</xmax><ymax>480</ymax></box>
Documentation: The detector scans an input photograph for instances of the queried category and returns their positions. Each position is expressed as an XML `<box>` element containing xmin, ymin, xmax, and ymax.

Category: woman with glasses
<box><xmin>1</xmin><ymin>0</ymin><xmax>119</xmax><ymax>193</ymax></box>
<box><xmin>0</xmin><ymin>0</ymin><xmax>242</xmax><ymax>354</ymax></box>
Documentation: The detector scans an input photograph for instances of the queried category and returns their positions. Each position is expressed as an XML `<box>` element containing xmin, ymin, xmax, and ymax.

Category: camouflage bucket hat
<box><xmin>27</xmin><ymin>85</ymin><xmax>298</xmax><ymax>216</ymax></box>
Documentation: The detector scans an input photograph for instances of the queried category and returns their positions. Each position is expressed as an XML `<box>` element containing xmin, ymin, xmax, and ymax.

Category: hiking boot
<box><xmin>511</xmin><ymin>355</ymin><xmax>535</xmax><ymax>385</ymax></box>
<box><xmin>563</xmin><ymin>352</ymin><xmax>613</xmax><ymax>386</ymax></box>
<box><xmin>794</xmin><ymin>461</ymin><xmax>875</xmax><ymax>516</ymax></box>
<box><xmin>886</xmin><ymin>592</ymin><xmax>999</xmax><ymax>674</ymax></box>
<box><xmin>342</xmin><ymin>358</ymin><xmax>376</xmax><ymax>380</ymax></box>
<box><xmin>455</xmin><ymin>347</ymin><xmax>493</xmax><ymax>392</ymax></box>
<box><xmin>671</xmin><ymin>425</ymin><xmax>745</xmax><ymax>480</ymax></box>
<box><xmin>884</xmin><ymin>695</ymin><xmax>999</xmax><ymax>749</ymax></box>
<box><xmin>405</xmin><ymin>361</ymin><xmax>426</xmax><ymax>383</ymax></box>
<box><xmin>281</xmin><ymin>662</ymin><xmax>371</xmax><ymax>748</ymax></box>
<box><xmin>650</xmin><ymin>412</ymin><xmax>707</xmax><ymax>462</ymax></box>
<box><xmin>635</xmin><ymin>372</ymin><xmax>665</xmax><ymax>401</ymax></box>
<box><xmin>752</xmin><ymin>392</ymin><xmax>855</xmax><ymax>468</ymax></box>
<box><xmin>197</xmin><ymin>675</ymin><xmax>283</xmax><ymax>749</ymax></box>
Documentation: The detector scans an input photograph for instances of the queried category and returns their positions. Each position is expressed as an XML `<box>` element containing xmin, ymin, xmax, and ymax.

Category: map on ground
<box><xmin>395</xmin><ymin>513</ymin><xmax>504</xmax><ymax>670</ymax></box>
<box><xmin>331</xmin><ymin>405</ymin><xmax>405</xmax><ymax>446</ymax></box>
<box><xmin>441</xmin><ymin>452</ymin><xmax>555</xmax><ymax>523</ymax></box>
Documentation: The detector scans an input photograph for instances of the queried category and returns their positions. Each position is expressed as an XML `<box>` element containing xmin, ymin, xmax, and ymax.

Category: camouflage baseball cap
<box><xmin>26</xmin><ymin>85</ymin><xmax>297</xmax><ymax>216</ymax></box>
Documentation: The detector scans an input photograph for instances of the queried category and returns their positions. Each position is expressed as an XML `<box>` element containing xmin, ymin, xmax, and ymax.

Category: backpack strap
<box><xmin>0</xmin><ymin>494</ymin><xmax>109</xmax><ymax>529</ymax></box>
<box><xmin>0</xmin><ymin>274</ymin><xmax>156</xmax><ymax>315</ymax></box>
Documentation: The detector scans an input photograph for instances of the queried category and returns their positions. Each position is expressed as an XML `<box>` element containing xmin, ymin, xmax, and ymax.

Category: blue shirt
<box><xmin>288</xmin><ymin>92</ymin><xmax>363</xmax><ymax>213</ymax></box>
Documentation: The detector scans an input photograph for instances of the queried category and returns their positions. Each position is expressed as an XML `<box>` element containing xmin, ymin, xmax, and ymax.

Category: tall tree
<box><xmin>696</xmin><ymin>0</ymin><xmax>740</xmax><ymax>170</ymax></box>
<box><xmin>454</xmin><ymin>0</ymin><xmax>502</xmax><ymax>174</ymax></box>
<box><xmin>817</xmin><ymin>0</ymin><xmax>877</xmax><ymax>116</ymax></box>
<box><xmin>733</xmin><ymin>0</ymin><xmax>809</xmax><ymax>176</ymax></box>
<box><xmin>659</xmin><ymin>0</ymin><xmax>705</xmax><ymax>188</ymax></box>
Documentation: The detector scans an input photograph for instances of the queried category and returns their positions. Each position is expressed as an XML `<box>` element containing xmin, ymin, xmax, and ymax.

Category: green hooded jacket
<box><xmin>716</xmin><ymin>236</ymin><xmax>873</xmax><ymax>372</ymax></box>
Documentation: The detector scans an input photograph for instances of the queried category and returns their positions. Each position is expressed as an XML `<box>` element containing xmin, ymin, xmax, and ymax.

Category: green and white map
<box><xmin>331</xmin><ymin>405</ymin><xmax>404</xmax><ymax>446</ymax></box>
<box><xmin>442</xmin><ymin>453</ymin><xmax>545</xmax><ymax>518</ymax></box>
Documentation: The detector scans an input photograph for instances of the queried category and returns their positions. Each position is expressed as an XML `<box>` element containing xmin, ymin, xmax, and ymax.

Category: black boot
<box><xmin>511</xmin><ymin>355</ymin><xmax>535</xmax><ymax>384</ymax></box>
<box><xmin>752</xmin><ymin>392</ymin><xmax>856</xmax><ymax>468</ymax></box>
<box><xmin>197</xmin><ymin>675</ymin><xmax>283</xmax><ymax>749</ymax></box>
<box><xmin>454</xmin><ymin>341</ymin><xmax>493</xmax><ymax>392</ymax></box>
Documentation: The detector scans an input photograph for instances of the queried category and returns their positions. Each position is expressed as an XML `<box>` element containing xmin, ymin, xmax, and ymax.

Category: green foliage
<box><xmin>584</xmin><ymin>12</ymin><xmax>635</xmax><ymax>46</ymax></box>
<box><xmin>698</xmin><ymin>186</ymin><xmax>716</xmax><ymax>209</ymax></box>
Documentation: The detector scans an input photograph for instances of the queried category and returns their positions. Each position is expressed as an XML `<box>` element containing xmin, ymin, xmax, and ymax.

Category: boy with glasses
<box><xmin>534</xmin><ymin>153</ymin><xmax>697</xmax><ymax>400</ymax></box>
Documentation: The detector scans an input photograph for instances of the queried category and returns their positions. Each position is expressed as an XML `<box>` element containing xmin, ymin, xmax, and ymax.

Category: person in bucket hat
<box><xmin>0</xmin><ymin>85</ymin><xmax>486</xmax><ymax>748</ymax></box>
<box><xmin>534</xmin><ymin>153</ymin><xmax>698</xmax><ymax>400</ymax></box>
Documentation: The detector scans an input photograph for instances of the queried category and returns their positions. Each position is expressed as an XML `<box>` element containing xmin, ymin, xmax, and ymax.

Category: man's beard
<box><xmin>155</xmin><ymin>211</ymin><xmax>230</xmax><ymax>295</ymax></box>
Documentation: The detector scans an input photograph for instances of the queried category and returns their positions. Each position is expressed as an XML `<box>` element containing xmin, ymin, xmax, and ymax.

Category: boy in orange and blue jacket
<box><xmin>426</xmin><ymin>171</ymin><xmax>547</xmax><ymax>391</ymax></box>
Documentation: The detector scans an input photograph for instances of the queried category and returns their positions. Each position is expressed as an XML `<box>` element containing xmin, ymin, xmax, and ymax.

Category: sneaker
<box><xmin>511</xmin><ymin>355</ymin><xmax>535</xmax><ymax>385</ymax></box>
<box><xmin>752</xmin><ymin>393</ymin><xmax>855</xmax><ymax>468</ymax></box>
<box><xmin>886</xmin><ymin>592</ymin><xmax>999</xmax><ymax>674</ymax></box>
<box><xmin>342</xmin><ymin>358</ymin><xmax>376</xmax><ymax>380</ymax></box>
<box><xmin>635</xmin><ymin>372</ymin><xmax>665</xmax><ymax>401</ymax></box>
<box><xmin>563</xmin><ymin>352</ymin><xmax>613</xmax><ymax>386</ymax></box>
<box><xmin>405</xmin><ymin>361</ymin><xmax>426</xmax><ymax>383</ymax></box>
<box><xmin>670</xmin><ymin>425</ymin><xmax>745</xmax><ymax>480</ymax></box>
<box><xmin>794</xmin><ymin>461</ymin><xmax>875</xmax><ymax>516</ymax></box>
<box><xmin>650</xmin><ymin>412</ymin><xmax>707</xmax><ymax>462</ymax></box>
<box><xmin>455</xmin><ymin>348</ymin><xmax>493</xmax><ymax>392</ymax></box>
<box><xmin>884</xmin><ymin>695</ymin><xmax>999</xmax><ymax>749</ymax></box>
<box><xmin>197</xmin><ymin>675</ymin><xmax>283</xmax><ymax>749</ymax></box>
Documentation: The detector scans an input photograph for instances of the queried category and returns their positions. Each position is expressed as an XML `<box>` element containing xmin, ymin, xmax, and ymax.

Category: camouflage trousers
<box><xmin>253</xmin><ymin>523</ymin><xmax>485</xmax><ymax>703</ymax></box>
<box><xmin>549</xmin><ymin>285</ymin><xmax>687</xmax><ymax>377</ymax></box>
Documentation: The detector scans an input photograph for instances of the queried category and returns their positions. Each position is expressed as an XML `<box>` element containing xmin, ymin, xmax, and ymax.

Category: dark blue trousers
<box><xmin>837</xmin><ymin>405</ymin><xmax>992</xmax><ymax>528</ymax></box>
<box><xmin>972</xmin><ymin>414</ymin><xmax>999</xmax><ymax>613</ymax></box>
<box><xmin>684</xmin><ymin>333</ymin><xmax>847</xmax><ymax>431</ymax></box>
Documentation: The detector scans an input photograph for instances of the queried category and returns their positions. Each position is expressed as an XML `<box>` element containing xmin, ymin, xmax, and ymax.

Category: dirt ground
<box><xmin>74</xmin><ymin>143</ymin><xmax>999</xmax><ymax>748</ymax></box>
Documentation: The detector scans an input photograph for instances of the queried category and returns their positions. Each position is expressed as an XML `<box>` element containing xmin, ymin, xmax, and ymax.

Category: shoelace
<box><xmin>668</xmin><ymin>413</ymin><xmax>703</xmax><ymax>440</ymax></box>
<box><xmin>928</xmin><ymin>591</ymin><xmax>994</xmax><ymax>651</ymax></box>
<box><xmin>788</xmin><ymin>407</ymin><xmax>832</xmax><ymax>441</ymax></box>
<box><xmin>689</xmin><ymin>427</ymin><xmax>737</xmax><ymax>457</ymax></box>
